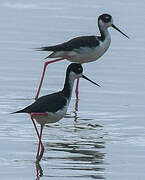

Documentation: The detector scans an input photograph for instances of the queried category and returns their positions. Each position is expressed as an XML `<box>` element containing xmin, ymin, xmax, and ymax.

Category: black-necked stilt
<box><xmin>35</xmin><ymin>13</ymin><xmax>129</xmax><ymax>100</ymax></box>
<box><xmin>12</xmin><ymin>63</ymin><xmax>100</xmax><ymax>162</ymax></box>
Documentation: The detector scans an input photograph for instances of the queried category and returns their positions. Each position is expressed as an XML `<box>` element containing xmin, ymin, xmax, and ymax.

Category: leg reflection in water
<box><xmin>36</xmin><ymin>162</ymin><xmax>43</xmax><ymax>180</ymax></box>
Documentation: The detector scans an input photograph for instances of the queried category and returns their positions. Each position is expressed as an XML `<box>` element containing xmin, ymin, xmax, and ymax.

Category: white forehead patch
<box><xmin>105</xmin><ymin>16</ymin><xmax>110</xmax><ymax>19</ymax></box>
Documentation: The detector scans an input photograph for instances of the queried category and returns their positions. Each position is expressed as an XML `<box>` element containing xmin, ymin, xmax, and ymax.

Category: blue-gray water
<box><xmin>1</xmin><ymin>0</ymin><xmax>145</xmax><ymax>179</ymax></box>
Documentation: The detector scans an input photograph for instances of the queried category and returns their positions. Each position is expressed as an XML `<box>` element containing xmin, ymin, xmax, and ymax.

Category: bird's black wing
<box><xmin>13</xmin><ymin>92</ymin><xmax>67</xmax><ymax>114</ymax></box>
<box><xmin>36</xmin><ymin>36</ymin><xmax>100</xmax><ymax>52</ymax></box>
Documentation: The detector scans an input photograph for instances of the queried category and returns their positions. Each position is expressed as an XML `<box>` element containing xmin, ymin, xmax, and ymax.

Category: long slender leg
<box><xmin>35</xmin><ymin>58</ymin><xmax>65</xmax><ymax>100</ymax></box>
<box><xmin>75</xmin><ymin>78</ymin><xmax>80</xmax><ymax>100</ymax></box>
<box><xmin>30</xmin><ymin>113</ymin><xmax>47</xmax><ymax>162</ymax></box>
<box><xmin>30</xmin><ymin>113</ymin><xmax>44</xmax><ymax>151</ymax></box>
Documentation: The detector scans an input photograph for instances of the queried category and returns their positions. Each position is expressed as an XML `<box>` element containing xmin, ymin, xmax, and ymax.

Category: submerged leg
<box><xmin>35</xmin><ymin>58</ymin><xmax>65</xmax><ymax>100</ymax></box>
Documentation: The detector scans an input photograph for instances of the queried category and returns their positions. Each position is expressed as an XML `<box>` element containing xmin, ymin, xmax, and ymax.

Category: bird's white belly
<box><xmin>33</xmin><ymin>106</ymin><xmax>68</xmax><ymax>125</ymax></box>
<box><xmin>67</xmin><ymin>46</ymin><xmax>108</xmax><ymax>63</ymax></box>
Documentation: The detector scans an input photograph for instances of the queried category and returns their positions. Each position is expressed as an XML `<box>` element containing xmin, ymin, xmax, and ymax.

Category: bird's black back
<box><xmin>37</xmin><ymin>36</ymin><xmax>100</xmax><ymax>52</ymax></box>
<box><xmin>13</xmin><ymin>92</ymin><xmax>67</xmax><ymax>114</ymax></box>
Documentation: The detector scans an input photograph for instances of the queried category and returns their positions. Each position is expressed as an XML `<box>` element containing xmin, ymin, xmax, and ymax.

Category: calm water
<box><xmin>1</xmin><ymin>0</ymin><xmax>145</xmax><ymax>179</ymax></box>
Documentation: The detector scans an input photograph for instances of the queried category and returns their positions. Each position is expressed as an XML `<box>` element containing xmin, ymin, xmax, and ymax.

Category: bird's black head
<box><xmin>66</xmin><ymin>63</ymin><xmax>100</xmax><ymax>87</ymax></box>
<box><xmin>98</xmin><ymin>14</ymin><xmax>112</xmax><ymax>23</ymax></box>
<box><xmin>98</xmin><ymin>13</ymin><xmax>129</xmax><ymax>39</ymax></box>
<box><xmin>98</xmin><ymin>14</ymin><xmax>113</xmax><ymax>29</ymax></box>
<box><xmin>67</xmin><ymin>63</ymin><xmax>83</xmax><ymax>76</ymax></box>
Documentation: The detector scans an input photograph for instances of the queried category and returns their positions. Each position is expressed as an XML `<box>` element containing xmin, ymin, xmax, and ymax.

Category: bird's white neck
<box><xmin>62</xmin><ymin>72</ymin><xmax>78</xmax><ymax>102</ymax></box>
<box><xmin>98</xmin><ymin>20</ymin><xmax>111</xmax><ymax>41</ymax></box>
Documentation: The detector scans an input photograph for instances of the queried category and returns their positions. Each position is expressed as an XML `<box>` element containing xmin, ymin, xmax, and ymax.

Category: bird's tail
<box><xmin>11</xmin><ymin>109</ymin><xmax>26</xmax><ymax>114</ymax></box>
<box><xmin>34</xmin><ymin>46</ymin><xmax>58</xmax><ymax>59</ymax></box>
<box><xmin>34</xmin><ymin>46</ymin><xmax>52</xmax><ymax>51</ymax></box>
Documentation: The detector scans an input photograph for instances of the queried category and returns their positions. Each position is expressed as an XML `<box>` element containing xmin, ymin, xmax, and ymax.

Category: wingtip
<box><xmin>33</xmin><ymin>47</ymin><xmax>44</xmax><ymax>51</ymax></box>
<box><xmin>35</xmin><ymin>47</ymin><xmax>50</xmax><ymax>51</ymax></box>
<box><xmin>11</xmin><ymin>109</ymin><xmax>25</xmax><ymax>114</ymax></box>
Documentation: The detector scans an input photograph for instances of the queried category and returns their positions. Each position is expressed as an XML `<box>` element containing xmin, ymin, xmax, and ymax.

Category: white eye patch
<box><xmin>78</xmin><ymin>68</ymin><xmax>82</xmax><ymax>72</ymax></box>
<box><xmin>105</xmin><ymin>16</ymin><xmax>110</xmax><ymax>19</ymax></box>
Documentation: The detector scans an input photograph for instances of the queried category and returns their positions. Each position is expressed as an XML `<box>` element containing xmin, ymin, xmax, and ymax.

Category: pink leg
<box><xmin>35</xmin><ymin>58</ymin><xmax>65</xmax><ymax>100</ymax></box>
<box><xmin>30</xmin><ymin>113</ymin><xmax>47</xmax><ymax>162</ymax></box>
<box><xmin>75</xmin><ymin>78</ymin><xmax>80</xmax><ymax>100</ymax></box>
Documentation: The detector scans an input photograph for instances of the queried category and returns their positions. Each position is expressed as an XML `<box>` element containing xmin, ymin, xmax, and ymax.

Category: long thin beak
<box><xmin>112</xmin><ymin>24</ymin><xmax>129</xmax><ymax>39</ymax></box>
<box><xmin>82</xmin><ymin>75</ymin><xmax>101</xmax><ymax>87</ymax></box>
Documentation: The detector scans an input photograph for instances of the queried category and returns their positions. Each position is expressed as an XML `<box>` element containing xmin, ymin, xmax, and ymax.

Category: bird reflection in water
<box><xmin>43</xmin><ymin>117</ymin><xmax>105</xmax><ymax>179</ymax></box>
<box><xmin>74</xmin><ymin>98</ymin><xmax>79</xmax><ymax>122</ymax></box>
<box><xmin>36</xmin><ymin>162</ymin><xmax>43</xmax><ymax>180</ymax></box>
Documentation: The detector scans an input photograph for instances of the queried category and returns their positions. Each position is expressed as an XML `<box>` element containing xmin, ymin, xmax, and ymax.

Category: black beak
<box><xmin>112</xmin><ymin>24</ymin><xmax>129</xmax><ymax>39</ymax></box>
<box><xmin>82</xmin><ymin>75</ymin><xmax>101</xmax><ymax>87</ymax></box>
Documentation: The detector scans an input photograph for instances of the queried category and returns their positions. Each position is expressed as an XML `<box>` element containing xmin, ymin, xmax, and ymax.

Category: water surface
<box><xmin>0</xmin><ymin>0</ymin><xmax>145</xmax><ymax>179</ymax></box>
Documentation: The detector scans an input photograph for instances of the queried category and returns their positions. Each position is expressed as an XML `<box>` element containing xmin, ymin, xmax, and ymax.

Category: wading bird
<box><xmin>12</xmin><ymin>63</ymin><xmax>100</xmax><ymax>162</ymax></box>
